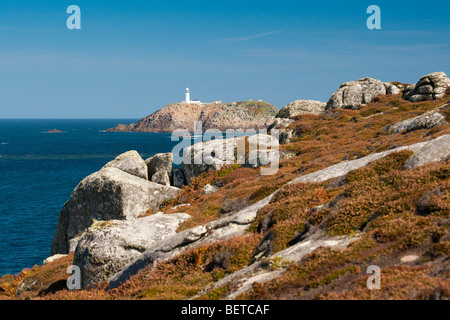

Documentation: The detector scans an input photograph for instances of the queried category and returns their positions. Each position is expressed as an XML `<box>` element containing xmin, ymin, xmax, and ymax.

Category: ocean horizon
<box><xmin>0</xmin><ymin>119</ymin><xmax>182</xmax><ymax>276</ymax></box>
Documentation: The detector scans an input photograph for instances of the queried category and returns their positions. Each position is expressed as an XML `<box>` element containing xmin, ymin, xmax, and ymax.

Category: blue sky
<box><xmin>0</xmin><ymin>0</ymin><xmax>449</xmax><ymax>118</ymax></box>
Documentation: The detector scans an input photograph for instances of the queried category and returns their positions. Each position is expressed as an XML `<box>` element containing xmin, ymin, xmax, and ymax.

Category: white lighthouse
<box><xmin>185</xmin><ymin>87</ymin><xmax>191</xmax><ymax>104</ymax></box>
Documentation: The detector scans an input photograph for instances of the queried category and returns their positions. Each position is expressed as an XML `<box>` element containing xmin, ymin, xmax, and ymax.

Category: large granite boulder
<box><xmin>276</xmin><ymin>100</ymin><xmax>326</xmax><ymax>118</ymax></box>
<box><xmin>145</xmin><ymin>153</ymin><xmax>173</xmax><ymax>180</ymax></box>
<box><xmin>404</xmin><ymin>72</ymin><xmax>450</xmax><ymax>102</ymax></box>
<box><xmin>51</xmin><ymin>167</ymin><xmax>180</xmax><ymax>255</ymax></box>
<box><xmin>102</xmin><ymin>150</ymin><xmax>148</xmax><ymax>180</ymax></box>
<box><xmin>326</xmin><ymin>77</ymin><xmax>388</xmax><ymax>110</ymax></box>
<box><xmin>73</xmin><ymin>212</ymin><xmax>190</xmax><ymax>288</ymax></box>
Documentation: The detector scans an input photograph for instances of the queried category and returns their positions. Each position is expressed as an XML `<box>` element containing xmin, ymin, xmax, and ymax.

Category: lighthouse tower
<box><xmin>185</xmin><ymin>87</ymin><xmax>191</xmax><ymax>104</ymax></box>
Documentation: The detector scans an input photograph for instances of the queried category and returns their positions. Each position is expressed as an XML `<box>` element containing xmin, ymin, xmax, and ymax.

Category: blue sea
<box><xmin>0</xmin><ymin>119</ymin><xmax>183</xmax><ymax>276</ymax></box>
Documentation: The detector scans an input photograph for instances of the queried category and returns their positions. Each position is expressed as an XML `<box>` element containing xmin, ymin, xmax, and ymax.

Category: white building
<box><xmin>184</xmin><ymin>87</ymin><xmax>201</xmax><ymax>104</ymax></box>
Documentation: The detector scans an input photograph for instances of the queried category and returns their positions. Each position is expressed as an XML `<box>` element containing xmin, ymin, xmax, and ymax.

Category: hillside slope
<box><xmin>1</xmin><ymin>89</ymin><xmax>449</xmax><ymax>300</ymax></box>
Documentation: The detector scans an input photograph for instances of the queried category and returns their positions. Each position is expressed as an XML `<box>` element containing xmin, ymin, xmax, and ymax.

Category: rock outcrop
<box><xmin>404</xmin><ymin>134</ymin><xmax>450</xmax><ymax>170</ymax></box>
<box><xmin>171</xmin><ymin>167</ymin><xmax>186</xmax><ymax>188</ymax></box>
<box><xmin>404</xmin><ymin>72</ymin><xmax>450</xmax><ymax>102</ymax></box>
<box><xmin>106</xmin><ymin>101</ymin><xmax>278</xmax><ymax>133</ymax></box>
<box><xmin>145</xmin><ymin>153</ymin><xmax>173</xmax><ymax>179</ymax></box>
<box><xmin>326</xmin><ymin>77</ymin><xmax>390</xmax><ymax>110</ymax></box>
<box><xmin>108</xmin><ymin>192</ymin><xmax>277</xmax><ymax>288</ymax></box>
<box><xmin>151</xmin><ymin>170</ymin><xmax>171</xmax><ymax>186</ymax></box>
<box><xmin>205</xmin><ymin>233</ymin><xmax>360</xmax><ymax>300</ymax></box>
<box><xmin>51</xmin><ymin>152</ymin><xmax>180</xmax><ymax>255</ymax></box>
<box><xmin>182</xmin><ymin>134</ymin><xmax>279</xmax><ymax>183</ymax></box>
<box><xmin>73</xmin><ymin>212</ymin><xmax>190</xmax><ymax>288</ymax></box>
<box><xmin>275</xmin><ymin>100</ymin><xmax>326</xmax><ymax>118</ymax></box>
<box><xmin>383</xmin><ymin>111</ymin><xmax>448</xmax><ymax>134</ymax></box>
<box><xmin>267</xmin><ymin>100</ymin><xmax>325</xmax><ymax>144</ymax></box>
<box><xmin>290</xmin><ymin>134</ymin><xmax>450</xmax><ymax>184</ymax></box>
<box><xmin>103</xmin><ymin>150</ymin><xmax>148</xmax><ymax>180</ymax></box>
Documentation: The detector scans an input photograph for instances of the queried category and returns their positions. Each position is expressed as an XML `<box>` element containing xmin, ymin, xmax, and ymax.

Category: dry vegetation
<box><xmin>1</xmin><ymin>92</ymin><xmax>449</xmax><ymax>300</ymax></box>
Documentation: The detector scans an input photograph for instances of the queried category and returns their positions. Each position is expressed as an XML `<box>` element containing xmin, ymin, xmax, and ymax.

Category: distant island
<box><xmin>106</xmin><ymin>100</ymin><xmax>278</xmax><ymax>133</ymax></box>
<box><xmin>46</xmin><ymin>129</ymin><xmax>63</xmax><ymax>133</ymax></box>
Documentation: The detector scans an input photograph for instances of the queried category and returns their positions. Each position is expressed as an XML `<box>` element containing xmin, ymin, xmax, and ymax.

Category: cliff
<box><xmin>106</xmin><ymin>101</ymin><xmax>278</xmax><ymax>133</ymax></box>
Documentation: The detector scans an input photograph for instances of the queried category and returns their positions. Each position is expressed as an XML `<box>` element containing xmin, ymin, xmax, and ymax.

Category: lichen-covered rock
<box><xmin>404</xmin><ymin>134</ymin><xmax>450</xmax><ymax>170</ymax></box>
<box><xmin>383</xmin><ymin>111</ymin><xmax>448</xmax><ymax>134</ymax></box>
<box><xmin>73</xmin><ymin>212</ymin><xmax>190</xmax><ymax>288</ymax></box>
<box><xmin>51</xmin><ymin>167</ymin><xmax>180</xmax><ymax>255</ymax></box>
<box><xmin>404</xmin><ymin>72</ymin><xmax>450</xmax><ymax>102</ymax></box>
<box><xmin>276</xmin><ymin>100</ymin><xmax>326</xmax><ymax>118</ymax></box>
<box><xmin>103</xmin><ymin>150</ymin><xmax>148</xmax><ymax>180</ymax></box>
<box><xmin>326</xmin><ymin>77</ymin><xmax>387</xmax><ymax>110</ymax></box>
<box><xmin>145</xmin><ymin>153</ymin><xmax>173</xmax><ymax>180</ymax></box>
<box><xmin>151</xmin><ymin>170</ymin><xmax>171</xmax><ymax>186</ymax></box>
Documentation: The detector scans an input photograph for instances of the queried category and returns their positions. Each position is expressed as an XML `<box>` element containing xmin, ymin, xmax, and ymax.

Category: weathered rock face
<box><xmin>326</xmin><ymin>77</ymin><xmax>388</xmax><ymax>110</ymax></box>
<box><xmin>171</xmin><ymin>167</ymin><xmax>186</xmax><ymax>188</ymax></box>
<box><xmin>151</xmin><ymin>170</ymin><xmax>171</xmax><ymax>186</ymax></box>
<box><xmin>268</xmin><ymin>118</ymin><xmax>295</xmax><ymax>144</ymax></box>
<box><xmin>73</xmin><ymin>212</ymin><xmax>190</xmax><ymax>288</ymax></box>
<box><xmin>276</xmin><ymin>100</ymin><xmax>326</xmax><ymax>118</ymax></box>
<box><xmin>404</xmin><ymin>134</ymin><xmax>450</xmax><ymax>170</ymax></box>
<box><xmin>383</xmin><ymin>111</ymin><xmax>448</xmax><ymax>134</ymax></box>
<box><xmin>404</xmin><ymin>72</ymin><xmax>450</xmax><ymax>102</ymax></box>
<box><xmin>103</xmin><ymin>150</ymin><xmax>148</xmax><ymax>180</ymax></box>
<box><xmin>106</xmin><ymin>101</ymin><xmax>278</xmax><ymax>133</ymax></box>
<box><xmin>290</xmin><ymin>134</ymin><xmax>450</xmax><ymax>185</ymax></box>
<box><xmin>51</xmin><ymin>167</ymin><xmax>180</xmax><ymax>255</ymax></box>
<box><xmin>145</xmin><ymin>153</ymin><xmax>173</xmax><ymax>180</ymax></box>
<box><xmin>384</xmin><ymin>82</ymin><xmax>402</xmax><ymax>95</ymax></box>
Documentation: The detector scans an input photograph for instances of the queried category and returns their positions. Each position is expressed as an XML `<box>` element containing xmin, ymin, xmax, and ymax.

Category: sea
<box><xmin>0</xmin><ymin>119</ymin><xmax>185</xmax><ymax>277</ymax></box>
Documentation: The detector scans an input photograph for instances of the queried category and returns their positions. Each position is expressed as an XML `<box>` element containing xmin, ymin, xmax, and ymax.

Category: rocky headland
<box><xmin>106</xmin><ymin>101</ymin><xmax>278</xmax><ymax>133</ymax></box>
<box><xmin>1</xmin><ymin>72</ymin><xmax>450</xmax><ymax>300</ymax></box>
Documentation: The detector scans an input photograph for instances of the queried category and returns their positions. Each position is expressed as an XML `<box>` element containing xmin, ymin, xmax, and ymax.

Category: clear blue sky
<box><xmin>0</xmin><ymin>0</ymin><xmax>449</xmax><ymax>118</ymax></box>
